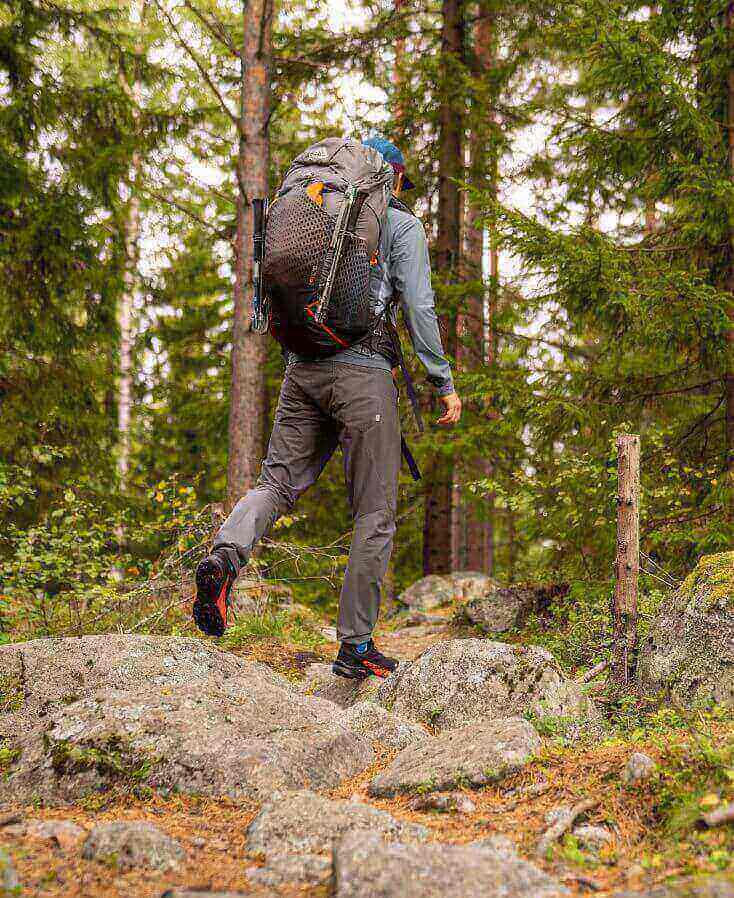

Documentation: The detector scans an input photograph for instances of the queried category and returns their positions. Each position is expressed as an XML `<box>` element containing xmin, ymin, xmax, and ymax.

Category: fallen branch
<box><xmin>701</xmin><ymin>802</ymin><xmax>734</xmax><ymax>827</ymax></box>
<box><xmin>578</xmin><ymin>659</ymin><xmax>610</xmax><ymax>683</ymax></box>
<box><xmin>0</xmin><ymin>813</ymin><xmax>22</xmax><ymax>828</ymax></box>
<box><xmin>535</xmin><ymin>799</ymin><xmax>598</xmax><ymax>859</ymax></box>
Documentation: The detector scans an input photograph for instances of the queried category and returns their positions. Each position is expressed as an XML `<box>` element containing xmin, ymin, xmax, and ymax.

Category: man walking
<box><xmin>193</xmin><ymin>136</ymin><xmax>461</xmax><ymax>679</ymax></box>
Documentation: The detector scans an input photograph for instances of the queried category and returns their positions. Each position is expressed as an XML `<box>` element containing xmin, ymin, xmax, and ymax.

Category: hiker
<box><xmin>193</xmin><ymin>136</ymin><xmax>461</xmax><ymax>679</ymax></box>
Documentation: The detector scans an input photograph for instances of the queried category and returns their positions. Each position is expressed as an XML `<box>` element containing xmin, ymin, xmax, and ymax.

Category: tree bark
<box><xmin>463</xmin><ymin>7</ymin><xmax>496</xmax><ymax>575</ymax></box>
<box><xmin>611</xmin><ymin>434</ymin><xmax>640</xmax><ymax>690</ymax></box>
<box><xmin>423</xmin><ymin>0</ymin><xmax>464</xmax><ymax>575</ymax></box>
<box><xmin>227</xmin><ymin>0</ymin><xmax>273</xmax><ymax>509</ymax></box>
<box><xmin>117</xmin><ymin>0</ymin><xmax>147</xmax><ymax>490</ymax></box>
<box><xmin>725</xmin><ymin>2</ymin><xmax>734</xmax><ymax>520</ymax></box>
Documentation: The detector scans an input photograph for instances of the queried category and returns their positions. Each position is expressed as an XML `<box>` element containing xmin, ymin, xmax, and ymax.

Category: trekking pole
<box><xmin>314</xmin><ymin>186</ymin><xmax>369</xmax><ymax>324</ymax></box>
<box><xmin>250</xmin><ymin>197</ymin><xmax>269</xmax><ymax>333</ymax></box>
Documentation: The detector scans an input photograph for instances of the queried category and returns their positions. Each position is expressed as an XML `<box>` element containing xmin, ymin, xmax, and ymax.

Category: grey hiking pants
<box><xmin>214</xmin><ymin>361</ymin><xmax>401</xmax><ymax>644</ymax></box>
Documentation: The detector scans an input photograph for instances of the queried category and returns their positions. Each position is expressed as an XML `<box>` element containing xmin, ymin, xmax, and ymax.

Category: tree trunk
<box><xmin>423</xmin><ymin>0</ymin><xmax>463</xmax><ymax>575</ymax></box>
<box><xmin>611</xmin><ymin>434</ymin><xmax>640</xmax><ymax>689</ymax></box>
<box><xmin>725</xmin><ymin>2</ymin><xmax>734</xmax><ymax>519</ymax></box>
<box><xmin>227</xmin><ymin>0</ymin><xmax>273</xmax><ymax>509</ymax></box>
<box><xmin>117</xmin><ymin>0</ymin><xmax>146</xmax><ymax>490</ymax></box>
<box><xmin>118</xmin><ymin>182</ymin><xmax>138</xmax><ymax>489</ymax></box>
<box><xmin>463</xmin><ymin>7</ymin><xmax>497</xmax><ymax>575</ymax></box>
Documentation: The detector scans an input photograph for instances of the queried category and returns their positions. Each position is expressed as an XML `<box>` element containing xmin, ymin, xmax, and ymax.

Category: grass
<box><xmin>222</xmin><ymin>608</ymin><xmax>327</xmax><ymax>653</ymax></box>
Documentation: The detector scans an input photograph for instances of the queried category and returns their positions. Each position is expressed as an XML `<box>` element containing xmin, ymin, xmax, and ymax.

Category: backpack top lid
<box><xmin>277</xmin><ymin>137</ymin><xmax>394</xmax><ymax>254</ymax></box>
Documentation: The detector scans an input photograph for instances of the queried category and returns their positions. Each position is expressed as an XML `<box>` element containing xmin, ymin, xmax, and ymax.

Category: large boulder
<box><xmin>245</xmin><ymin>790</ymin><xmax>427</xmax><ymax>856</ymax></box>
<box><xmin>0</xmin><ymin>635</ymin><xmax>374</xmax><ymax>804</ymax></box>
<box><xmin>637</xmin><ymin>552</ymin><xmax>734</xmax><ymax>707</ymax></box>
<box><xmin>455</xmin><ymin>583</ymin><xmax>569</xmax><ymax>634</ymax></box>
<box><xmin>82</xmin><ymin>821</ymin><xmax>184</xmax><ymax>871</ymax></box>
<box><xmin>334</xmin><ymin>831</ymin><xmax>569</xmax><ymax>898</ymax></box>
<box><xmin>398</xmin><ymin>572</ymin><xmax>494</xmax><ymax>613</ymax></box>
<box><xmin>335</xmin><ymin>702</ymin><xmax>431</xmax><ymax>751</ymax></box>
<box><xmin>244</xmin><ymin>852</ymin><xmax>331</xmax><ymax>888</ymax></box>
<box><xmin>378</xmin><ymin>639</ymin><xmax>599</xmax><ymax>733</ymax></box>
<box><xmin>368</xmin><ymin>717</ymin><xmax>540</xmax><ymax>797</ymax></box>
<box><xmin>299</xmin><ymin>661</ymin><xmax>407</xmax><ymax>709</ymax></box>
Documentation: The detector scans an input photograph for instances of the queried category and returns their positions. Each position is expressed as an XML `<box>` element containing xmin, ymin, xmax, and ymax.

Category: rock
<box><xmin>456</xmin><ymin>585</ymin><xmax>539</xmax><ymax>633</ymax></box>
<box><xmin>380</xmin><ymin>639</ymin><xmax>599</xmax><ymax>733</ymax></box>
<box><xmin>299</xmin><ymin>661</ymin><xmax>406</xmax><ymax>709</ymax></box>
<box><xmin>336</xmin><ymin>702</ymin><xmax>431</xmax><ymax>751</ymax></box>
<box><xmin>368</xmin><ymin>717</ymin><xmax>540</xmax><ymax>797</ymax></box>
<box><xmin>82</xmin><ymin>821</ymin><xmax>184</xmax><ymax>872</ymax></box>
<box><xmin>244</xmin><ymin>853</ymin><xmax>331</xmax><ymax>888</ymax></box>
<box><xmin>230</xmin><ymin>577</ymin><xmax>292</xmax><ymax>616</ymax></box>
<box><xmin>398</xmin><ymin>572</ymin><xmax>494</xmax><ymax>612</ymax></box>
<box><xmin>468</xmin><ymin>833</ymin><xmax>520</xmax><ymax>859</ymax></box>
<box><xmin>545</xmin><ymin>803</ymin><xmax>572</xmax><ymax>826</ymax></box>
<box><xmin>638</xmin><ymin>552</ymin><xmax>734</xmax><ymax>708</ymax></box>
<box><xmin>401</xmin><ymin>611</ymin><xmax>447</xmax><ymax>627</ymax></box>
<box><xmin>407</xmin><ymin>791</ymin><xmax>476</xmax><ymax>814</ymax></box>
<box><xmin>245</xmin><ymin>789</ymin><xmax>427</xmax><ymax>856</ymax></box>
<box><xmin>26</xmin><ymin>819</ymin><xmax>86</xmax><ymax>849</ymax></box>
<box><xmin>0</xmin><ymin>635</ymin><xmax>374</xmax><ymax>804</ymax></box>
<box><xmin>624</xmin><ymin>752</ymin><xmax>657</xmax><ymax>785</ymax></box>
<box><xmin>334</xmin><ymin>831</ymin><xmax>569</xmax><ymax>898</ymax></box>
<box><xmin>572</xmin><ymin>824</ymin><xmax>613</xmax><ymax>851</ymax></box>
<box><xmin>611</xmin><ymin>875</ymin><xmax>734</xmax><ymax>896</ymax></box>
<box><xmin>0</xmin><ymin>849</ymin><xmax>19</xmax><ymax>895</ymax></box>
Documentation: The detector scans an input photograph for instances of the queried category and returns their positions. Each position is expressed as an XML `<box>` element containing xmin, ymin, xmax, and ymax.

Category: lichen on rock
<box><xmin>638</xmin><ymin>552</ymin><xmax>734</xmax><ymax>708</ymax></box>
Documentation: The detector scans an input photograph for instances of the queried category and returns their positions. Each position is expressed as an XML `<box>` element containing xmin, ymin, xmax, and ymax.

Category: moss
<box><xmin>47</xmin><ymin>734</ymin><xmax>155</xmax><ymax>787</ymax></box>
<box><xmin>0</xmin><ymin>674</ymin><xmax>24</xmax><ymax>713</ymax></box>
<box><xmin>0</xmin><ymin>742</ymin><xmax>21</xmax><ymax>779</ymax></box>
<box><xmin>678</xmin><ymin>552</ymin><xmax>734</xmax><ymax>614</ymax></box>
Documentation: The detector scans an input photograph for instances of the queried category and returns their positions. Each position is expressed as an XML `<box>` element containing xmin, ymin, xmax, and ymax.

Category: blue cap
<box><xmin>362</xmin><ymin>136</ymin><xmax>415</xmax><ymax>190</ymax></box>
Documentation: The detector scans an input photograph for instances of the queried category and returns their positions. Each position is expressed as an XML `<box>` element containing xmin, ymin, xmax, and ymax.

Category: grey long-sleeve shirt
<box><xmin>291</xmin><ymin>205</ymin><xmax>455</xmax><ymax>397</ymax></box>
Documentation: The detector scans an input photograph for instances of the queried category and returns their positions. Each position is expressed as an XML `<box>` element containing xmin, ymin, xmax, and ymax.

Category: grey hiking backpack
<box><xmin>260</xmin><ymin>137</ymin><xmax>393</xmax><ymax>357</ymax></box>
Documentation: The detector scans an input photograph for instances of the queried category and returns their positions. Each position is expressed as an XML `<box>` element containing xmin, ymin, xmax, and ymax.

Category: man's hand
<box><xmin>437</xmin><ymin>391</ymin><xmax>462</xmax><ymax>427</ymax></box>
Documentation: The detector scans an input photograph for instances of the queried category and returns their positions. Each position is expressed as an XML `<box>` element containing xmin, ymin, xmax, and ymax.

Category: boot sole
<box><xmin>193</xmin><ymin>559</ymin><xmax>226</xmax><ymax>637</ymax></box>
<box><xmin>332</xmin><ymin>660</ymin><xmax>372</xmax><ymax>680</ymax></box>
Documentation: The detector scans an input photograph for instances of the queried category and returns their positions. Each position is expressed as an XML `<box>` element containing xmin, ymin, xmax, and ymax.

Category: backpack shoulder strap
<box><xmin>388</xmin><ymin>195</ymin><xmax>415</xmax><ymax>216</ymax></box>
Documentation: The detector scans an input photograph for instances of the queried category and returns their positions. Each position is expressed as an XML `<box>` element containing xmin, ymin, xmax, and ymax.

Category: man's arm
<box><xmin>389</xmin><ymin>214</ymin><xmax>461</xmax><ymax>425</ymax></box>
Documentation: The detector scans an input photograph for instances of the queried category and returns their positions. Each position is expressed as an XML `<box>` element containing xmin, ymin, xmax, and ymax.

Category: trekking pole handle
<box><xmin>253</xmin><ymin>198</ymin><xmax>265</xmax><ymax>262</ymax></box>
<box><xmin>346</xmin><ymin>188</ymin><xmax>369</xmax><ymax>236</ymax></box>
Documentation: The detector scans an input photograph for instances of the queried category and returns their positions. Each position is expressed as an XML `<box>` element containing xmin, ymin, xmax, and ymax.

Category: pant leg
<box><xmin>214</xmin><ymin>365</ymin><xmax>338</xmax><ymax>572</ymax></box>
<box><xmin>329</xmin><ymin>364</ymin><xmax>401</xmax><ymax>644</ymax></box>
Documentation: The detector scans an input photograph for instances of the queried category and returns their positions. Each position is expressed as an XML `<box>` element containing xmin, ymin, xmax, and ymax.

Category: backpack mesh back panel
<box><xmin>264</xmin><ymin>189</ymin><xmax>372</xmax><ymax>355</ymax></box>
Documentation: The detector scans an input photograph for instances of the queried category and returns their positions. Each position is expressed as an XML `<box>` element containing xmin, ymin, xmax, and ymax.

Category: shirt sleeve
<box><xmin>389</xmin><ymin>215</ymin><xmax>455</xmax><ymax>396</ymax></box>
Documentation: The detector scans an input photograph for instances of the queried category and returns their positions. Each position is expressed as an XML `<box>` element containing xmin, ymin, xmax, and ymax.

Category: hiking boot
<box><xmin>193</xmin><ymin>551</ymin><xmax>237</xmax><ymax>637</ymax></box>
<box><xmin>332</xmin><ymin>640</ymin><xmax>398</xmax><ymax>679</ymax></box>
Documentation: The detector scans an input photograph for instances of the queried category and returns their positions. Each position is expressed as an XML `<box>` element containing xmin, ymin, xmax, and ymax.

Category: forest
<box><xmin>3</xmin><ymin>0</ymin><xmax>734</xmax><ymax>634</ymax></box>
<box><xmin>2</xmin><ymin>0</ymin><xmax>734</xmax><ymax>896</ymax></box>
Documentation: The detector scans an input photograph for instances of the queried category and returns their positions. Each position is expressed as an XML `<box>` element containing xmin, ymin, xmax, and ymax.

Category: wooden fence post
<box><xmin>611</xmin><ymin>434</ymin><xmax>640</xmax><ymax>689</ymax></box>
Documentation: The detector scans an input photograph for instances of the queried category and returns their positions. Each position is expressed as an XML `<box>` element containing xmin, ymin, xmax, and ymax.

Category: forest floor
<box><xmin>2</xmin><ymin>608</ymin><xmax>734</xmax><ymax>897</ymax></box>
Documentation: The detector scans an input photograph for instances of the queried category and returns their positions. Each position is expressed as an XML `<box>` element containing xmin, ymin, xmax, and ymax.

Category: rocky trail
<box><xmin>2</xmin><ymin>561</ymin><xmax>734</xmax><ymax>897</ymax></box>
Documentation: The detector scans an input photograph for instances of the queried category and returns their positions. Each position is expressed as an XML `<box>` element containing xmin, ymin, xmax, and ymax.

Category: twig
<box><xmin>578</xmin><ymin>659</ymin><xmax>609</xmax><ymax>683</ymax></box>
<box><xmin>535</xmin><ymin>799</ymin><xmax>598</xmax><ymax>859</ymax></box>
